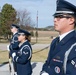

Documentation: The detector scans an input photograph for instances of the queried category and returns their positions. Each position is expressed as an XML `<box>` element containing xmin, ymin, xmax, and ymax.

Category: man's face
<box><xmin>54</xmin><ymin>14</ymin><xmax>74</xmax><ymax>34</ymax></box>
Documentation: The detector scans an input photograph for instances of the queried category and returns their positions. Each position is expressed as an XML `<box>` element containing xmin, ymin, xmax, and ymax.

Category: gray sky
<box><xmin>4</xmin><ymin>0</ymin><xmax>76</xmax><ymax>28</ymax></box>
<box><xmin>0</xmin><ymin>0</ymin><xmax>57</xmax><ymax>28</ymax></box>
<box><xmin>0</xmin><ymin>0</ymin><xmax>76</xmax><ymax>28</ymax></box>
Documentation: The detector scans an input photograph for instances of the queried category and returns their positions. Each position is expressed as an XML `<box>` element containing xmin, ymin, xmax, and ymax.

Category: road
<box><xmin>0</xmin><ymin>43</ymin><xmax>50</xmax><ymax>50</ymax></box>
<box><xmin>0</xmin><ymin>62</ymin><xmax>44</xmax><ymax>75</ymax></box>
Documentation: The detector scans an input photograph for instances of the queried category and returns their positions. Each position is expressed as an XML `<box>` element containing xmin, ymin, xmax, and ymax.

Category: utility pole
<box><xmin>0</xmin><ymin>6</ymin><xmax>1</xmax><ymax>41</ymax></box>
<box><xmin>0</xmin><ymin>7</ymin><xmax>1</xmax><ymax>26</ymax></box>
<box><xmin>36</xmin><ymin>11</ymin><xmax>38</xmax><ymax>43</ymax></box>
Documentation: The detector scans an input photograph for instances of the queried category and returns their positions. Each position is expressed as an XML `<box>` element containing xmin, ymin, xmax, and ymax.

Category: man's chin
<box><xmin>55</xmin><ymin>29</ymin><xmax>59</xmax><ymax>32</ymax></box>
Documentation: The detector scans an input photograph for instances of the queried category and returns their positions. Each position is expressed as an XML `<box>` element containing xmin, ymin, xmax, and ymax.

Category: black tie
<box><xmin>56</xmin><ymin>37</ymin><xmax>60</xmax><ymax>45</ymax></box>
<box><xmin>53</xmin><ymin>37</ymin><xmax>60</xmax><ymax>50</ymax></box>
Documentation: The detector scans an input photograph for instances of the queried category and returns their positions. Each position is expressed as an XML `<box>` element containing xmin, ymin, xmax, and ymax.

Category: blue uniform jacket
<box><xmin>13</xmin><ymin>40</ymin><xmax>32</xmax><ymax>75</ymax></box>
<box><xmin>9</xmin><ymin>33</ymin><xmax>19</xmax><ymax>56</ymax></box>
<box><xmin>41</xmin><ymin>31</ymin><xmax>76</xmax><ymax>75</ymax></box>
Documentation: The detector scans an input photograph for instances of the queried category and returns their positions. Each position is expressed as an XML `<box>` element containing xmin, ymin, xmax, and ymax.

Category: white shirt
<box><xmin>13</xmin><ymin>32</ymin><xmax>17</xmax><ymax>35</ymax></box>
<box><xmin>59</xmin><ymin>30</ymin><xmax>74</xmax><ymax>41</ymax></box>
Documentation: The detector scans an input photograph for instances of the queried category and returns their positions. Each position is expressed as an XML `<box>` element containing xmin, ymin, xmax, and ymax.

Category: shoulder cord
<box><xmin>63</xmin><ymin>43</ymin><xmax>76</xmax><ymax>74</ymax></box>
<box><xmin>20</xmin><ymin>45</ymin><xmax>32</xmax><ymax>60</ymax></box>
<box><xmin>12</xmin><ymin>34</ymin><xmax>18</xmax><ymax>43</ymax></box>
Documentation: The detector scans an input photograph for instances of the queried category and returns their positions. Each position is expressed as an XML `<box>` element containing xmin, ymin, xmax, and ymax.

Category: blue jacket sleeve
<box><xmin>65</xmin><ymin>46</ymin><xmax>76</xmax><ymax>75</ymax></box>
<box><xmin>9</xmin><ymin>34</ymin><xmax>19</xmax><ymax>50</ymax></box>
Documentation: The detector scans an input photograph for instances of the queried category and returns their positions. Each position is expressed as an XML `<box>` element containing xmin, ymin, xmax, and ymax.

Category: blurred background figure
<box><xmin>12</xmin><ymin>29</ymin><xmax>32</xmax><ymax>75</ymax></box>
<box><xmin>8</xmin><ymin>24</ymin><xmax>20</xmax><ymax>75</ymax></box>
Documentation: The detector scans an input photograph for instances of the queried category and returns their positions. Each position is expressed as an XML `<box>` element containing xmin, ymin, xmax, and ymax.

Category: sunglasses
<box><xmin>54</xmin><ymin>15</ymin><xmax>72</xmax><ymax>19</ymax></box>
<box><xmin>18</xmin><ymin>33</ymin><xmax>25</xmax><ymax>36</ymax></box>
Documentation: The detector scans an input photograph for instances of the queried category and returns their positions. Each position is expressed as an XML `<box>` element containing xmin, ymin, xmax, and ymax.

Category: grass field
<box><xmin>0</xmin><ymin>49</ymin><xmax>49</xmax><ymax>64</ymax></box>
<box><xmin>31</xmin><ymin>37</ymin><xmax>52</xmax><ymax>44</ymax></box>
<box><xmin>0</xmin><ymin>50</ymin><xmax>9</xmax><ymax>64</ymax></box>
<box><xmin>31</xmin><ymin>31</ymin><xmax>58</xmax><ymax>44</ymax></box>
<box><xmin>33</xmin><ymin>30</ymin><xmax>59</xmax><ymax>37</ymax></box>
<box><xmin>32</xmin><ymin>49</ymin><xmax>49</xmax><ymax>62</ymax></box>
<box><xmin>0</xmin><ymin>31</ymin><xmax>58</xmax><ymax>64</ymax></box>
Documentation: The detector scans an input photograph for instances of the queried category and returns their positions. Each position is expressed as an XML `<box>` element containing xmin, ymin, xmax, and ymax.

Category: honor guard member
<box><xmin>12</xmin><ymin>29</ymin><xmax>32</xmax><ymax>75</ymax></box>
<box><xmin>41</xmin><ymin>0</ymin><xmax>76</xmax><ymax>75</ymax></box>
<box><xmin>9</xmin><ymin>24</ymin><xmax>20</xmax><ymax>75</ymax></box>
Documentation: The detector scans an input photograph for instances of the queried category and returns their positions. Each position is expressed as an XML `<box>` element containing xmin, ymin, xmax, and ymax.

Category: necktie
<box><xmin>56</xmin><ymin>37</ymin><xmax>60</xmax><ymax>45</ymax></box>
<box><xmin>53</xmin><ymin>37</ymin><xmax>60</xmax><ymax>50</ymax></box>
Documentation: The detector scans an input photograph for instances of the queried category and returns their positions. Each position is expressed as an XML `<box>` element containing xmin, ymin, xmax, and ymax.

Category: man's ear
<box><xmin>69</xmin><ymin>17</ymin><xmax>75</xmax><ymax>25</ymax></box>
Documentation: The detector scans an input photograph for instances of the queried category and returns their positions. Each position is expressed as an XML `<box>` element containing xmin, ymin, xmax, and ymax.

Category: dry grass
<box><xmin>33</xmin><ymin>30</ymin><xmax>59</xmax><ymax>37</ymax></box>
<box><xmin>31</xmin><ymin>31</ymin><xmax>58</xmax><ymax>44</ymax></box>
<box><xmin>0</xmin><ymin>31</ymin><xmax>58</xmax><ymax>63</ymax></box>
<box><xmin>32</xmin><ymin>49</ymin><xmax>49</xmax><ymax>62</ymax></box>
<box><xmin>0</xmin><ymin>50</ymin><xmax>9</xmax><ymax>64</ymax></box>
<box><xmin>0</xmin><ymin>49</ymin><xmax>49</xmax><ymax>64</ymax></box>
<box><xmin>31</xmin><ymin>37</ymin><xmax>53</xmax><ymax>44</ymax></box>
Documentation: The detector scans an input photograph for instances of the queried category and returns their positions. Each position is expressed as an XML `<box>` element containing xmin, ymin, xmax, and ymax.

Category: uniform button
<box><xmin>48</xmin><ymin>66</ymin><xmax>50</xmax><ymax>68</ymax></box>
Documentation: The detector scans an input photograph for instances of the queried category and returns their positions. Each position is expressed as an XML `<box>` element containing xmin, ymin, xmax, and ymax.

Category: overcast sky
<box><xmin>0</xmin><ymin>0</ymin><xmax>57</xmax><ymax>28</ymax></box>
<box><xmin>0</xmin><ymin>0</ymin><xmax>76</xmax><ymax>28</ymax></box>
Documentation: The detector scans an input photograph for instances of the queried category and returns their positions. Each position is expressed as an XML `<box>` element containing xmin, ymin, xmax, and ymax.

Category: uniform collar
<box><xmin>59</xmin><ymin>30</ymin><xmax>74</xmax><ymax>41</ymax></box>
<box><xmin>60</xmin><ymin>30</ymin><xmax>75</xmax><ymax>45</ymax></box>
<box><xmin>13</xmin><ymin>32</ymin><xmax>18</xmax><ymax>35</ymax></box>
<box><xmin>19</xmin><ymin>40</ymin><xmax>27</xmax><ymax>47</ymax></box>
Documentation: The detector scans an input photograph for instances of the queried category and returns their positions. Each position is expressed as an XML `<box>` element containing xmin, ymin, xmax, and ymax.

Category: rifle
<box><xmin>7</xmin><ymin>45</ymin><xmax>12</xmax><ymax>74</ymax></box>
<box><xmin>9</xmin><ymin>53</ymin><xmax>12</xmax><ymax>72</ymax></box>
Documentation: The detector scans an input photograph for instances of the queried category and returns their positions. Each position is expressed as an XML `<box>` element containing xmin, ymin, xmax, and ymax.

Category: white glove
<box><xmin>12</xmin><ymin>52</ymin><xmax>16</xmax><ymax>58</ymax></box>
<box><xmin>7</xmin><ymin>45</ymin><xmax>10</xmax><ymax>51</ymax></box>
<box><xmin>41</xmin><ymin>72</ymin><xmax>49</xmax><ymax>75</ymax></box>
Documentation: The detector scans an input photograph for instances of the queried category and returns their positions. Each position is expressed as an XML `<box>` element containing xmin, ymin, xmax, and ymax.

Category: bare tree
<box><xmin>16</xmin><ymin>9</ymin><xmax>34</xmax><ymax>30</ymax></box>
